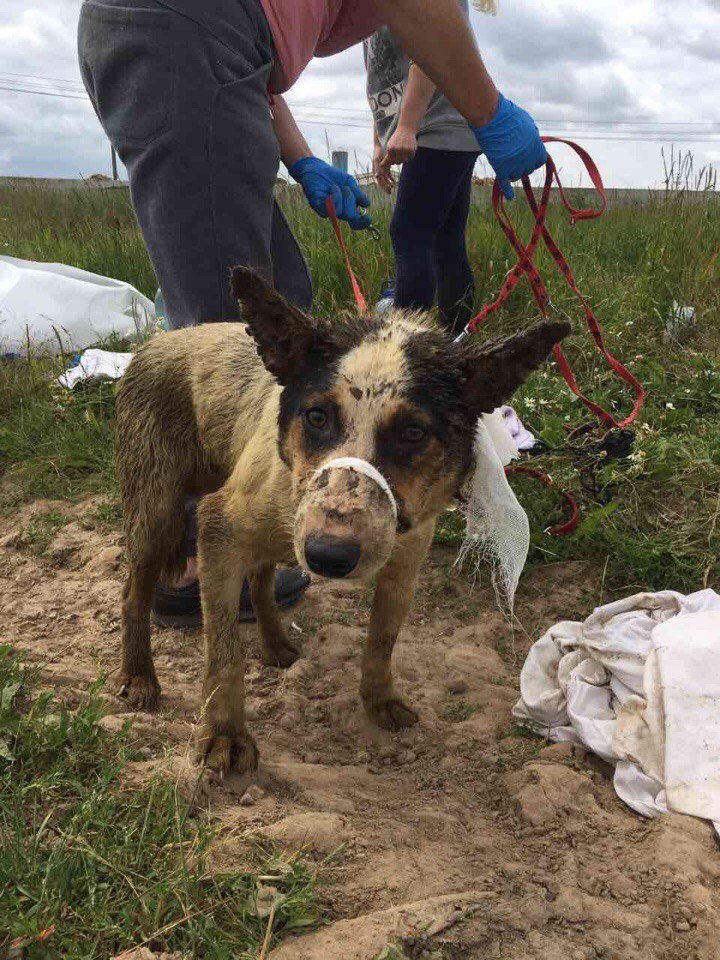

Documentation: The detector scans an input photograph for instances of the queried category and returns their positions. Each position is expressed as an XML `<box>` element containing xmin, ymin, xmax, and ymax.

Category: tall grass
<box><xmin>0</xmin><ymin>161</ymin><xmax>718</xmax><ymax>592</ymax></box>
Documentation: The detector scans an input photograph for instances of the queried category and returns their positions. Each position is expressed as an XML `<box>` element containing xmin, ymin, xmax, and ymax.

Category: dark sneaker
<box><xmin>151</xmin><ymin>568</ymin><xmax>310</xmax><ymax>628</ymax></box>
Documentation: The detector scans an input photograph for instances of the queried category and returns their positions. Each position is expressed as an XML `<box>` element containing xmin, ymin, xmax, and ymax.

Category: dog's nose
<box><xmin>304</xmin><ymin>535</ymin><xmax>361</xmax><ymax>578</ymax></box>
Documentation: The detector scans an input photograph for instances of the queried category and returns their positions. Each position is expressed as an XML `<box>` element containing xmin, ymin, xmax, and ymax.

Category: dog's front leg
<box><xmin>361</xmin><ymin>520</ymin><xmax>435</xmax><ymax>730</ymax></box>
<box><xmin>249</xmin><ymin>564</ymin><xmax>301</xmax><ymax>668</ymax></box>
<box><xmin>195</xmin><ymin>489</ymin><xmax>258</xmax><ymax>776</ymax></box>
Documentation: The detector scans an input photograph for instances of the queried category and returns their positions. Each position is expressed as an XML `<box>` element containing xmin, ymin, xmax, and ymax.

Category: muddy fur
<box><xmin>115</xmin><ymin>267</ymin><xmax>569</xmax><ymax>774</ymax></box>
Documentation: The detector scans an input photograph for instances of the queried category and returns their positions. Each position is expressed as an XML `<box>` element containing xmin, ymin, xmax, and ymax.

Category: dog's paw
<box><xmin>364</xmin><ymin>695</ymin><xmax>419</xmax><ymax>731</ymax></box>
<box><xmin>196</xmin><ymin>727</ymin><xmax>259</xmax><ymax>777</ymax></box>
<box><xmin>117</xmin><ymin>673</ymin><xmax>161</xmax><ymax>710</ymax></box>
<box><xmin>262</xmin><ymin>637</ymin><xmax>301</xmax><ymax>669</ymax></box>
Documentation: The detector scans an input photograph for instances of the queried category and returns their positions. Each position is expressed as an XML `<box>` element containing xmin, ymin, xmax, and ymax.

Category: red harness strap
<box><xmin>464</xmin><ymin>138</ymin><xmax>645</xmax><ymax>430</ymax></box>
<box><xmin>504</xmin><ymin>465</ymin><xmax>580</xmax><ymax>536</ymax></box>
<box><xmin>325</xmin><ymin>196</ymin><xmax>368</xmax><ymax>313</ymax></box>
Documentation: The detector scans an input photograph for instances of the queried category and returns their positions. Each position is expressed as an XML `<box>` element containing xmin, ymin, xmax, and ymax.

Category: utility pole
<box><xmin>111</xmin><ymin>145</ymin><xmax>118</xmax><ymax>181</ymax></box>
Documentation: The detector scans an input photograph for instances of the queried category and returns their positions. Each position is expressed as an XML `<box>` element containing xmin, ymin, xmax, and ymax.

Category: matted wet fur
<box><xmin>115</xmin><ymin>268</ymin><xmax>569</xmax><ymax>774</ymax></box>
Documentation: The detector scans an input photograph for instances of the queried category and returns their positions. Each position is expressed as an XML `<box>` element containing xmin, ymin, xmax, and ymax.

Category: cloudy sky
<box><xmin>1</xmin><ymin>0</ymin><xmax>718</xmax><ymax>188</ymax></box>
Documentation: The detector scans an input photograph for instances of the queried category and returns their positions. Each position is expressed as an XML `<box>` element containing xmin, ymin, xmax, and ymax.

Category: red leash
<box><xmin>459</xmin><ymin>137</ymin><xmax>645</xmax><ymax>430</ymax></box>
<box><xmin>325</xmin><ymin>141</ymin><xmax>641</xmax><ymax>536</ymax></box>
<box><xmin>325</xmin><ymin>196</ymin><xmax>367</xmax><ymax>313</ymax></box>
<box><xmin>505</xmin><ymin>466</ymin><xmax>579</xmax><ymax>536</ymax></box>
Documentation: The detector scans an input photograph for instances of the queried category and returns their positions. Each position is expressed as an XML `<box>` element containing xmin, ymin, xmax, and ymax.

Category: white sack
<box><xmin>0</xmin><ymin>255</ymin><xmax>154</xmax><ymax>356</ymax></box>
<box><xmin>616</xmin><ymin>611</ymin><xmax>720</xmax><ymax>822</ymax></box>
<box><xmin>513</xmin><ymin>589</ymin><xmax>720</xmax><ymax>831</ymax></box>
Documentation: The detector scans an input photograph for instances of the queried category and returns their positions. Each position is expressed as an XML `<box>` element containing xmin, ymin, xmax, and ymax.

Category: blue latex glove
<box><xmin>289</xmin><ymin>156</ymin><xmax>372</xmax><ymax>231</ymax></box>
<box><xmin>471</xmin><ymin>93</ymin><xmax>548</xmax><ymax>201</ymax></box>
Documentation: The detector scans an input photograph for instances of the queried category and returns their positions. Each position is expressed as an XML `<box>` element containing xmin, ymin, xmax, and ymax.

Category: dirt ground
<box><xmin>2</xmin><ymin>497</ymin><xmax>719</xmax><ymax>960</ymax></box>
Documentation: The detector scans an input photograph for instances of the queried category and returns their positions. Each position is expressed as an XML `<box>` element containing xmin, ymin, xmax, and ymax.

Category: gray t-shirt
<box><xmin>364</xmin><ymin>0</ymin><xmax>479</xmax><ymax>153</ymax></box>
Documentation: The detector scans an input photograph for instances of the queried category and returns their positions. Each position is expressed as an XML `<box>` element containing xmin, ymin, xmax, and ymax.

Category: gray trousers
<box><xmin>78</xmin><ymin>0</ymin><xmax>312</xmax><ymax>328</ymax></box>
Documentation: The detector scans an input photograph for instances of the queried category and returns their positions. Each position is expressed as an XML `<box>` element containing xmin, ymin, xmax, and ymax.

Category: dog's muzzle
<box><xmin>297</xmin><ymin>457</ymin><xmax>398</xmax><ymax>580</ymax></box>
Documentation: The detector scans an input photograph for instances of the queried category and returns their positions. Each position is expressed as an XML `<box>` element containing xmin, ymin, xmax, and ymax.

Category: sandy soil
<box><xmin>2</xmin><ymin>498</ymin><xmax>719</xmax><ymax>960</ymax></box>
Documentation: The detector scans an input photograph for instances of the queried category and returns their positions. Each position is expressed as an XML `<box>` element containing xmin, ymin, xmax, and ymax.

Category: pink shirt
<box><xmin>260</xmin><ymin>1</ymin><xmax>382</xmax><ymax>92</ymax></box>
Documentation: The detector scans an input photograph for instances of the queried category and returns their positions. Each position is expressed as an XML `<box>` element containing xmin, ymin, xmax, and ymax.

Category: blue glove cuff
<box><xmin>471</xmin><ymin>92</ymin><xmax>507</xmax><ymax>138</ymax></box>
<box><xmin>288</xmin><ymin>156</ymin><xmax>324</xmax><ymax>182</ymax></box>
<box><xmin>469</xmin><ymin>93</ymin><xmax>548</xmax><ymax>200</ymax></box>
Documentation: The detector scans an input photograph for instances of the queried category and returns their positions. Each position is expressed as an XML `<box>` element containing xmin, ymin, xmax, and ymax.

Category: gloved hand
<box><xmin>471</xmin><ymin>93</ymin><xmax>548</xmax><ymax>201</ymax></box>
<box><xmin>288</xmin><ymin>156</ymin><xmax>372</xmax><ymax>231</ymax></box>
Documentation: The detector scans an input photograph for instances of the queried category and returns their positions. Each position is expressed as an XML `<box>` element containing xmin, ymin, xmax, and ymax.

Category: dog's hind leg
<box><xmin>195</xmin><ymin>488</ymin><xmax>259</xmax><ymax>776</ymax></box>
<box><xmin>249</xmin><ymin>564</ymin><xmax>301</xmax><ymax>668</ymax></box>
<box><xmin>117</xmin><ymin>395</ymin><xmax>192</xmax><ymax>709</ymax></box>
<box><xmin>361</xmin><ymin>520</ymin><xmax>435</xmax><ymax>730</ymax></box>
<box><xmin>119</xmin><ymin>559</ymin><xmax>163</xmax><ymax>709</ymax></box>
<box><xmin>118</xmin><ymin>480</ymin><xmax>187</xmax><ymax>710</ymax></box>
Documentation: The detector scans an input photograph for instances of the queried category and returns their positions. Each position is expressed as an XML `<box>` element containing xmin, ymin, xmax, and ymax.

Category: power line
<box><xmin>293</xmin><ymin>116</ymin><xmax>720</xmax><ymax>141</ymax></box>
<box><xmin>1</xmin><ymin>80</ymin><xmax>719</xmax><ymax>142</ymax></box>
<box><xmin>291</xmin><ymin>104</ymin><xmax>720</xmax><ymax>128</ymax></box>
<box><xmin>1</xmin><ymin>67</ymin><xmax>719</xmax><ymax>131</ymax></box>
<box><xmin>1</xmin><ymin>71</ymin><xmax>718</xmax><ymax>131</ymax></box>
<box><xmin>0</xmin><ymin>79</ymin><xmax>87</xmax><ymax>94</ymax></box>
<box><xmin>0</xmin><ymin>70</ymin><xmax>86</xmax><ymax>87</ymax></box>
<box><xmin>0</xmin><ymin>72</ymin><xmax>717</xmax><ymax>129</ymax></box>
<box><xmin>0</xmin><ymin>82</ymin><xmax>89</xmax><ymax>101</ymax></box>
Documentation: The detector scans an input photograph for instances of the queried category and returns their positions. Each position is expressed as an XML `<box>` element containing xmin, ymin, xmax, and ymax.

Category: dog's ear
<box><xmin>458</xmin><ymin>320</ymin><xmax>571</xmax><ymax>414</ymax></box>
<box><xmin>230</xmin><ymin>266</ymin><xmax>337</xmax><ymax>385</ymax></box>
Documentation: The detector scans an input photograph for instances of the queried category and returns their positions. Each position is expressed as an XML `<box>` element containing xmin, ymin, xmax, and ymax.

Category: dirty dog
<box><xmin>115</xmin><ymin>267</ymin><xmax>569</xmax><ymax>774</ymax></box>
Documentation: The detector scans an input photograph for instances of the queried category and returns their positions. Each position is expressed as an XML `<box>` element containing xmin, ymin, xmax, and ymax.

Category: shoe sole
<box><xmin>151</xmin><ymin>580</ymin><xmax>310</xmax><ymax>629</ymax></box>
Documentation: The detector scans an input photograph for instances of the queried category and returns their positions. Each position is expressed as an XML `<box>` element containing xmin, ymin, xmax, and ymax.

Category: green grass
<box><xmin>0</xmin><ymin>646</ymin><xmax>320</xmax><ymax>959</ymax></box>
<box><xmin>24</xmin><ymin>510</ymin><xmax>72</xmax><ymax>553</ymax></box>
<box><xmin>0</xmin><ymin>355</ymin><xmax>118</xmax><ymax>508</ymax></box>
<box><xmin>442</xmin><ymin>695</ymin><xmax>480</xmax><ymax>723</ymax></box>
<box><xmin>0</xmin><ymin>173</ymin><xmax>719</xmax><ymax>591</ymax></box>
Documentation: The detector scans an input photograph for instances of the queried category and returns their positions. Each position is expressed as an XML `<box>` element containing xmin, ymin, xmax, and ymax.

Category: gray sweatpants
<box><xmin>78</xmin><ymin>0</ymin><xmax>312</xmax><ymax>328</ymax></box>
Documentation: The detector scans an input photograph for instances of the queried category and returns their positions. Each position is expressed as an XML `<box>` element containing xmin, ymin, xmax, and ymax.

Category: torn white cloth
<box><xmin>0</xmin><ymin>255</ymin><xmax>153</xmax><ymax>356</ymax></box>
<box><xmin>513</xmin><ymin>589</ymin><xmax>720</xmax><ymax>830</ymax></box>
<box><xmin>57</xmin><ymin>349</ymin><xmax>133</xmax><ymax>389</ymax></box>
<box><xmin>457</xmin><ymin>409</ymin><xmax>529</xmax><ymax>616</ymax></box>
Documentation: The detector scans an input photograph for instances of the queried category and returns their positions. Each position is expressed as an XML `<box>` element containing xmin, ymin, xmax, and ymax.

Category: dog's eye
<box><xmin>305</xmin><ymin>408</ymin><xmax>327</xmax><ymax>430</ymax></box>
<box><xmin>401</xmin><ymin>424</ymin><xmax>427</xmax><ymax>444</ymax></box>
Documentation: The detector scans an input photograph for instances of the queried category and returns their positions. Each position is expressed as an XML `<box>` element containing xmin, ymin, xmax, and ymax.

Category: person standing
<box><xmin>366</xmin><ymin>0</ymin><xmax>485</xmax><ymax>334</ymax></box>
<box><xmin>78</xmin><ymin>0</ymin><xmax>547</xmax><ymax>625</ymax></box>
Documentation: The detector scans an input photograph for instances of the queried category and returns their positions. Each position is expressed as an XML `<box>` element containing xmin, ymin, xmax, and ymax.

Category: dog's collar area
<box><xmin>313</xmin><ymin>456</ymin><xmax>398</xmax><ymax>521</ymax></box>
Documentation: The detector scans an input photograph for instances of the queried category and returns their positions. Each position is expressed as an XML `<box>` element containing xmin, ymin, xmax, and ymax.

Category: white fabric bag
<box><xmin>0</xmin><ymin>255</ymin><xmax>154</xmax><ymax>356</ymax></box>
<box><xmin>513</xmin><ymin>589</ymin><xmax>720</xmax><ymax>831</ymax></box>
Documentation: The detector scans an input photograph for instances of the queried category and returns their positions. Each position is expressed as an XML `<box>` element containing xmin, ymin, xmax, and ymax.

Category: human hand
<box><xmin>373</xmin><ymin>143</ymin><xmax>395</xmax><ymax>194</ymax></box>
<box><xmin>288</xmin><ymin>156</ymin><xmax>372</xmax><ymax>230</ymax></box>
<box><xmin>471</xmin><ymin>93</ymin><xmax>548</xmax><ymax>200</ymax></box>
<box><xmin>382</xmin><ymin>125</ymin><xmax>418</xmax><ymax>167</ymax></box>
